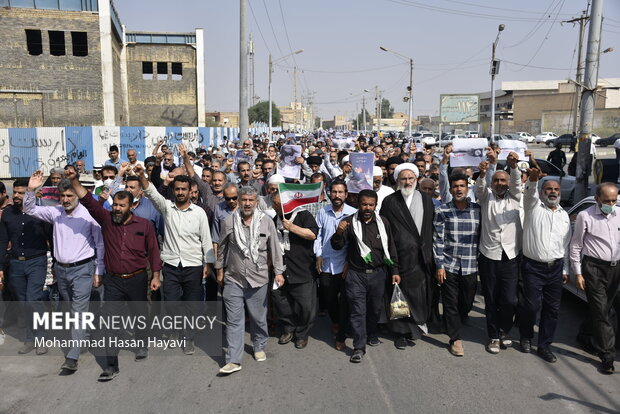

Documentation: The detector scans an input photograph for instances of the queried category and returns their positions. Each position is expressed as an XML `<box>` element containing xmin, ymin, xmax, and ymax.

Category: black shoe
<box><xmin>537</xmin><ymin>347</ymin><xmax>557</xmax><ymax>363</ymax></box>
<box><xmin>294</xmin><ymin>339</ymin><xmax>308</xmax><ymax>349</ymax></box>
<box><xmin>350</xmin><ymin>349</ymin><xmax>364</xmax><ymax>363</ymax></box>
<box><xmin>601</xmin><ymin>358</ymin><xmax>615</xmax><ymax>375</ymax></box>
<box><xmin>520</xmin><ymin>338</ymin><xmax>531</xmax><ymax>354</ymax></box>
<box><xmin>183</xmin><ymin>340</ymin><xmax>195</xmax><ymax>355</ymax></box>
<box><xmin>367</xmin><ymin>337</ymin><xmax>381</xmax><ymax>347</ymax></box>
<box><xmin>135</xmin><ymin>347</ymin><xmax>148</xmax><ymax>361</ymax></box>
<box><xmin>278</xmin><ymin>332</ymin><xmax>294</xmax><ymax>345</ymax></box>
<box><xmin>98</xmin><ymin>366</ymin><xmax>119</xmax><ymax>382</ymax></box>
<box><xmin>60</xmin><ymin>358</ymin><xmax>78</xmax><ymax>372</ymax></box>
<box><xmin>395</xmin><ymin>336</ymin><xmax>407</xmax><ymax>350</ymax></box>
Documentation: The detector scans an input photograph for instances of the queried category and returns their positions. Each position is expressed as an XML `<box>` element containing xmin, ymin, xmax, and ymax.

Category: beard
<box><xmin>541</xmin><ymin>193</ymin><xmax>560</xmax><ymax>208</ymax></box>
<box><xmin>493</xmin><ymin>187</ymin><xmax>508</xmax><ymax>197</ymax></box>
<box><xmin>241</xmin><ymin>206</ymin><xmax>255</xmax><ymax>218</ymax></box>
<box><xmin>112</xmin><ymin>211</ymin><xmax>130</xmax><ymax>224</ymax></box>
<box><xmin>63</xmin><ymin>198</ymin><xmax>79</xmax><ymax>212</ymax></box>
<box><xmin>398</xmin><ymin>182</ymin><xmax>417</xmax><ymax>197</ymax></box>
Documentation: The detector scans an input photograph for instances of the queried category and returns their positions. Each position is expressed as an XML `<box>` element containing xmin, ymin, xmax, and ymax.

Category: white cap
<box><xmin>393</xmin><ymin>162</ymin><xmax>419</xmax><ymax>181</ymax></box>
<box><xmin>373</xmin><ymin>166</ymin><xmax>383</xmax><ymax>177</ymax></box>
<box><xmin>267</xmin><ymin>174</ymin><xmax>285</xmax><ymax>185</ymax></box>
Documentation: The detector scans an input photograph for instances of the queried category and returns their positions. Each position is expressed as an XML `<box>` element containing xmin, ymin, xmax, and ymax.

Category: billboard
<box><xmin>439</xmin><ymin>94</ymin><xmax>480</xmax><ymax>123</ymax></box>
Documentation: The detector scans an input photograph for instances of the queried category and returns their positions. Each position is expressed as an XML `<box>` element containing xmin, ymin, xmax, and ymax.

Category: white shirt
<box><xmin>144</xmin><ymin>185</ymin><xmax>214</xmax><ymax>267</ymax></box>
<box><xmin>376</xmin><ymin>184</ymin><xmax>394</xmax><ymax>211</ymax></box>
<box><xmin>522</xmin><ymin>181</ymin><xmax>571</xmax><ymax>273</ymax></box>
<box><xmin>475</xmin><ymin>167</ymin><xmax>523</xmax><ymax>260</ymax></box>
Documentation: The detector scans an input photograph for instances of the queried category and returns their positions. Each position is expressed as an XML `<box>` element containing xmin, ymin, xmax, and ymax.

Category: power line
<box><xmin>261</xmin><ymin>0</ymin><xmax>285</xmax><ymax>56</ymax></box>
<box><xmin>438</xmin><ymin>0</ymin><xmax>572</xmax><ymax>16</ymax></box>
<box><xmin>274</xmin><ymin>62</ymin><xmax>407</xmax><ymax>74</ymax></box>
<box><xmin>504</xmin><ymin>0</ymin><xmax>562</xmax><ymax>49</ymax></box>
<box><xmin>278</xmin><ymin>0</ymin><xmax>310</xmax><ymax>93</ymax></box>
<box><xmin>247</xmin><ymin>0</ymin><xmax>272</xmax><ymax>55</ymax></box>
<box><xmin>502</xmin><ymin>60</ymin><xmax>572</xmax><ymax>70</ymax></box>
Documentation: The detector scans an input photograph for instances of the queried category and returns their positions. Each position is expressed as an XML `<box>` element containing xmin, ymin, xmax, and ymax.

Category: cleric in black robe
<box><xmin>380</xmin><ymin>163</ymin><xmax>436</xmax><ymax>349</ymax></box>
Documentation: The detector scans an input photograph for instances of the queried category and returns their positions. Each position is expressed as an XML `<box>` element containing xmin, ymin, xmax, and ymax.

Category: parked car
<box><xmin>590</xmin><ymin>133</ymin><xmax>600</xmax><ymax>144</ymax></box>
<box><xmin>535</xmin><ymin>132</ymin><xmax>558</xmax><ymax>144</ymax></box>
<box><xmin>546</xmin><ymin>133</ymin><xmax>576</xmax><ymax>148</ymax></box>
<box><xmin>464</xmin><ymin>131</ymin><xmax>479</xmax><ymax>138</ymax></box>
<box><xmin>437</xmin><ymin>134</ymin><xmax>465</xmax><ymax>145</ymax></box>
<box><xmin>412</xmin><ymin>131</ymin><xmax>436</xmax><ymax>146</ymax></box>
<box><xmin>516</xmin><ymin>131</ymin><xmax>535</xmax><ymax>143</ymax></box>
<box><xmin>595</xmin><ymin>132</ymin><xmax>620</xmax><ymax>147</ymax></box>
<box><xmin>486</xmin><ymin>134</ymin><xmax>516</xmax><ymax>142</ymax></box>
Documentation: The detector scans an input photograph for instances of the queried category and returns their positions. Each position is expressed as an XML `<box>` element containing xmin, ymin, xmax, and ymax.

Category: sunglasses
<box><xmin>225</xmin><ymin>196</ymin><xmax>238</xmax><ymax>201</ymax></box>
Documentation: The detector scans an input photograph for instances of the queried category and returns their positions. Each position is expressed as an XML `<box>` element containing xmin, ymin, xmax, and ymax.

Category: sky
<box><xmin>115</xmin><ymin>0</ymin><xmax>620</xmax><ymax>120</ymax></box>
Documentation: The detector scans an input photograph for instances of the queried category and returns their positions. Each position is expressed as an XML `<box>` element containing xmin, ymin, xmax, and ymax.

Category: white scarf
<box><xmin>352</xmin><ymin>211</ymin><xmax>393</xmax><ymax>266</ymax></box>
<box><xmin>276</xmin><ymin>210</ymin><xmax>300</xmax><ymax>251</ymax></box>
<box><xmin>233</xmin><ymin>209</ymin><xmax>265</xmax><ymax>263</ymax></box>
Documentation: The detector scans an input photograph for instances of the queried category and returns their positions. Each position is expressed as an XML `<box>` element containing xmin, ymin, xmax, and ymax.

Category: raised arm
<box><xmin>523</xmin><ymin>167</ymin><xmax>541</xmax><ymax>211</ymax></box>
<box><xmin>24</xmin><ymin>170</ymin><xmax>58</xmax><ymax>223</ymax></box>
<box><xmin>506</xmin><ymin>151</ymin><xmax>522</xmax><ymax>200</ymax></box>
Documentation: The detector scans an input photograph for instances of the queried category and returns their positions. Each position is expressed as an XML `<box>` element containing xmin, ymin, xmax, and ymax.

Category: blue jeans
<box><xmin>9</xmin><ymin>256</ymin><xmax>48</xmax><ymax>342</ymax></box>
<box><xmin>222</xmin><ymin>281</ymin><xmax>268</xmax><ymax>364</ymax></box>
<box><xmin>55</xmin><ymin>260</ymin><xmax>95</xmax><ymax>360</ymax></box>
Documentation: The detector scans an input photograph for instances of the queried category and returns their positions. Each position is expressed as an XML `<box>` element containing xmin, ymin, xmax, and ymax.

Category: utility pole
<box><xmin>564</xmin><ymin>11</ymin><xmax>589</xmax><ymax>135</ymax></box>
<box><xmin>575</xmin><ymin>0</ymin><xmax>603</xmax><ymax>202</ymax></box>
<box><xmin>249</xmin><ymin>32</ymin><xmax>256</xmax><ymax>107</ymax></box>
<box><xmin>362</xmin><ymin>95</ymin><xmax>367</xmax><ymax>133</ymax></box>
<box><xmin>293</xmin><ymin>67</ymin><xmax>297</xmax><ymax>132</ymax></box>
<box><xmin>239</xmin><ymin>0</ymin><xmax>249</xmax><ymax>141</ymax></box>
<box><xmin>490</xmin><ymin>24</ymin><xmax>505</xmax><ymax>143</ymax></box>
<box><xmin>407</xmin><ymin>58</ymin><xmax>413</xmax><ymax>137</ymax></box>
<box><xmin>268</xmin><ymin>54</ymin><xmax>273</xmax><ymax>138</ymax></box>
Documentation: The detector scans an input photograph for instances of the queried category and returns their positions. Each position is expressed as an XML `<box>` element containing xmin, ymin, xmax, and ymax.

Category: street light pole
<box><xmin>239</xmin><ymin>0</ymin><xmax>249</xmax><ymax>141</ymax></box>
<box><xmin>379</xmin><ymin>46</ymin><xmax>414</xmax><ymax>137</ymax></box>
<box><xmin>268</xmin><ymin>49</ymin><xmax>303</xmax><ymax>139</ymax></box>
<box><xmin>490</xmin><ymin>24</ymin><xmax>505</xmax><ymax>144</ymax></box>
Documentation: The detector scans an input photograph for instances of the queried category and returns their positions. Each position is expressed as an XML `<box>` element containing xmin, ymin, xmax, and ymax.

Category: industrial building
<box><xmin>0</xmin><ymin>0</ymin><xmax>205</xmax><ymax>128</ymax></box>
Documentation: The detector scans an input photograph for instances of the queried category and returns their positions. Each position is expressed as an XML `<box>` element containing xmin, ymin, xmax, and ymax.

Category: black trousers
<box><xmin>345</xmin><ymin>268</ymin><xmax>386</xmax><ymax>351</ymax></box>
<box><xmin>441</xmin><ymin>270</ymin><xmax>477</xmax><ymax>342</ymax></box>
<box><xmin>518</xmin><ymin>258</ymin><xmax>563</xmax><ymax>349</ymax></box>
<box><xmin>272</xmin><ymin>280</ymin><xmax>316</xmax><ymax>341</ymax></box>
<box><xmin>163</xmin><ymin>263</ymin><xmax>203</xmax><ymax>340</ymax></box>
<box><xmin>479</xmin><ymin>253</ymin><xmax>518</xmax><ymax>339</ymax></box>
<box><xmin>580</xmin><ymin>257</ymin><xmax>620</xmax><ymax>361</ymax></box>
<box><xmin>101</xmin><ymin>271</ymin><xmax>149</xmax><ymax>369</ymax></box>
<box><xmin>318</xmin><ymin>272</ymin><xmax>349</xmax><ymax>342</ymax></box>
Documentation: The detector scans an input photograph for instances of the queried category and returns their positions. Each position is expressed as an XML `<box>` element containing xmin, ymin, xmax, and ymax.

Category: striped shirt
<box><xmin>433</xmin><ymin>200</ymin><xmax>481</xmax><ymax>275</ymax></box>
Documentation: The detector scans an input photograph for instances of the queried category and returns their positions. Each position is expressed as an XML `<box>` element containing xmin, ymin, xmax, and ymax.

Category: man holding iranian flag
<box><xmin>277</xmin><ymin>182</ymin><xmax>324</xmax><ymax>215</ymax></box>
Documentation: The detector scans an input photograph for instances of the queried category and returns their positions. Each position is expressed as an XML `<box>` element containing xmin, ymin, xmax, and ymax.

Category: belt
<box><xmin>584</xmin><ymin>255</ymin><xmax>618</xmax><ymax>267</ymax></box>
<box><xmin>355</xmin><ymin>267</ymin><xmax>384</xmax><ymax>274</ymax></box>
<box><xmin>14</xmin><ymin>252</ymin><xmax>47</xmax><ymax>261</ymax></box>
<box><xmin>109</xmin><ymin>268</ymin><xmax>146</xmax><ymax>279</ymax></box>
<box><xmin>56</xmin><ymin>256</ymin><xmax>95</xmax><ymax>268</ymax></box>
<box><xmin>524</xmin><ymin>256</ymin><xmax>563</xmax><ymax>268</ymax></box>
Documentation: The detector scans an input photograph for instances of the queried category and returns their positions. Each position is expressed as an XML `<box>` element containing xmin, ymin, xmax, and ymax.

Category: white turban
<box><xmin>393</xmin><ymin>162</ymin><xmax>419</xmax><ymax>181</ymax></box>
<box><xmin>341</xmin><ymin>155</ymin><xmax>350</xmax><ymax>165</ymax></box>
<box><xmin>373</xmin><ymin>166</ymin><xmax>383</xmax><ymax>177</ymax></box>
<box><xmin>267</xmin><ymin>174</ymin><xmax>285</xmax><ymax>185</ymax></box>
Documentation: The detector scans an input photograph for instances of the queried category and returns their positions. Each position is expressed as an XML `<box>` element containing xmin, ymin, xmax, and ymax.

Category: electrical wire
<box><xmin>261</xmin><ymin>0</ymin><xmax>285</xmax><ymax>57</ymax></box>
<box><xmin>248</xmin><ymin>0</ymin><xmax>272</xmax><ymax>55</ymax></box>
<box><xmin>274</xmin><ymin>62</ymin><xmax>407</xmax><ymax>74</ymax></box>
<box><xmin>504</xmin><ymin>0</ymin><xmax>563</xmax><ymax>49</ymax></box>
<box><xmin>278</xmin><ymin>0</ymin><xmax>311</xmax><ymax>93</ymax></box>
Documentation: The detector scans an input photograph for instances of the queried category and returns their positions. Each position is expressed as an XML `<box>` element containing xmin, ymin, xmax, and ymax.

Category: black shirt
<box><xmin>0</xmin><ymin>205</ymin><xmax>52</xmax><ymax>271</ymax></box>
<box><xmin>276</xmin><ymin>210</ymin><xmax>318</xmax><ymax>283</ymax></box>
<box><xmin>331</xmin><ymin>214</ymin><xmax>399</xmax><ymax>276</ymax></box>
<box><xmin>547</xmin><ymin>149</ymin><xmax>566</xmax><ymax>168</ymax></box>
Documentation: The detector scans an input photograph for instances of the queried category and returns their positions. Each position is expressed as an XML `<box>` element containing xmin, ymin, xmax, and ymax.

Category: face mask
<box><xmin>600</xmin><ymin>204</ymin><xmax>615</xmax><ymax>215</ymax></box>
<box><xmin>103</xmin><ymin>178</ymin><xmax>114</xmax><ymax>187</ymax></box>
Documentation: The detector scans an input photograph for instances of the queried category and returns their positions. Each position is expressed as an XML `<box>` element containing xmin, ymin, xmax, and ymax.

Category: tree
<box><xmin>381</xmin><ymin>98</ymin><xmax>394</xmax><ymax>118</ymax></box>
<box><xmin>353</xmin><ymin>109</ymin><xmax>372</xmax><ymax>130</ymax></box>
<box><xmin>248</xmin><ymin>101</ymin><xmax>281</xmax><ymax>125</ymax></box>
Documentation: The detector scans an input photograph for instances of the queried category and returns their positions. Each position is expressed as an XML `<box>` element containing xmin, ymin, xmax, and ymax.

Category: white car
<box><xmin>535</xmin><ymin>132</ymin><xmax>558</xmax><ymax>144</ymax></box>
<box><xmin>516</xmin><ymin>131</ymin><xmax>535</xmax><ymax>143</ymax></box>
<box><xmin>591</xmin><ymin>134</ymin><xmax>600</xmax><ymax>144</ymax></box>
<box><xmin>464</xmin><ymin>131</ymin><xmax>479</xmax><ymax>138</ymax></box>
<box><xmin>412</xmin><ymin>131</ymin><xmax>436</xmax><ymax>146</ymax></box>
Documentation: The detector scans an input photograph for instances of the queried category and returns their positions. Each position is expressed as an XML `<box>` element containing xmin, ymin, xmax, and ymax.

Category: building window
<box><xmin>171</xmin><ymin>62</ymin><xmax>183</xmax><ymax>80</ymax></box>
<box><xmin>157</xmin><ymin>62</ymin><xmax>168</xmax><ymax>80</ymax></box>
<box><xmin>49</xmin><ymin>30</ymin><xmax>65</xmax><ymax>56</ymax></box>
<box><xmin>142</xmin><ymin>62</ymin><xmax>153</xmax><ymax>80</ymax></box>
<box><xmin>25</xmin><ymin>29</ymin><xmax>43</xmax><ymax>56</ymax></box>
<box><xmin>71</xmin><ymin>31</ymin><xmax>88</xmax><ymax>56</ymax></box>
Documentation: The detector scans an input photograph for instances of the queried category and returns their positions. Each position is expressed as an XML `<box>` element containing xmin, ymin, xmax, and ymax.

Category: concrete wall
<box><xmin>542</xmin><ymin>108</ymin><xmax>620</xmax><ymax>137</ymax></box>
<box><xmin>0</xmin><ymin>8</ymin><xmax>104</xmax><ymax>127</ymax></box>
<box><xmin>126</xmin><ymin>43</ymin><xmax>198</xmax><ymax>126</ymax></box>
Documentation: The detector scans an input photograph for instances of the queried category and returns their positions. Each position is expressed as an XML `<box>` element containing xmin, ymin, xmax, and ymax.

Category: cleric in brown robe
<box><xmin>380</xmin><ymin>163</ymin><xmax>436</xmax><ymax>350</ymax></box>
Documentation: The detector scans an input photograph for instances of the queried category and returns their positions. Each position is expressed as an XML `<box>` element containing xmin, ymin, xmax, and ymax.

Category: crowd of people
<box><xmin>0</xmin><ymin>132</ymin><xmax>617</xmax><ymax>381</ymax></box>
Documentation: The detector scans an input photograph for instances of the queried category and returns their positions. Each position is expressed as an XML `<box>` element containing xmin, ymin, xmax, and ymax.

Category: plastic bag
<box><xmin>389</xmin><ymin>284</ymin><xmax>411</xmax><ymax>320</ymax></box>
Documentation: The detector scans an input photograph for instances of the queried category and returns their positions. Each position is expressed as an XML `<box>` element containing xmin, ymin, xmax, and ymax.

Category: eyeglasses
<box><xmin>225</xmin><ymin>196</ymin><xmax>238</xmax><ymax>201</ymax></box>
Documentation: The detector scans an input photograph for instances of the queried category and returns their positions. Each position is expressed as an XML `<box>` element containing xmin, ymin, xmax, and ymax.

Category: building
<box><xmin>322</xmin><ymin>115</ymin><xmax>351</xmax><ymax>130</ymax></box>
<box><xmin>279</xmin><ymin>102</ymin><xmax>309</xmax><ymax>131</ymax></box>
<box><xmin>369</xmin><ymin>112</ymin><xmax>419</xmax><ymax>132</ymax></box>
<box><xmin>0</xmin><ymin>0</ymin><xmax>205</xmax><ymax>128</ymax></box>
<box><xmin>206</xmin><ymin>111</ymin><xmax>240</xmax><ymax>128</ymax></box>
<box><xmin>478</xmin><ymin>79</ymin><xmax>620</xmax><ymax>136</ymax></box>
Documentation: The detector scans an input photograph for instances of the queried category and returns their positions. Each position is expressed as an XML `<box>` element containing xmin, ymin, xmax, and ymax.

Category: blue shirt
<box><xmin>104</xmin><ymin>158</ymin><xmax>127</xmax><ymax>169</ymax></box>
<box><xmin>132</xmin><ymin>197</ymin><xmax>164</xmax><ymax>237</ymax></box>
<box><xmin>212</xmin><ymin>201</ymin><xmax>234</xmax><ymax>244</ymax></box>
<box><xmin>315</xmin><ymin>203</ymin><xmax>357</xmax><ymax>274</ymax></box>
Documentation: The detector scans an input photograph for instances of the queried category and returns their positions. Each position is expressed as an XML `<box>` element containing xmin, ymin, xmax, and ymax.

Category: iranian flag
<box><xmin>278</xmin><ymin>182</ymin><xmax>323</xmax><ymax>214</ymax></box>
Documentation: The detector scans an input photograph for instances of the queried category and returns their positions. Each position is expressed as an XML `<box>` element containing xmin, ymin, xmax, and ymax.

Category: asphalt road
<box><xmin>1</xmin><ymin>291</ymin><xmax>618</xmax><ymax>414</ymax></box>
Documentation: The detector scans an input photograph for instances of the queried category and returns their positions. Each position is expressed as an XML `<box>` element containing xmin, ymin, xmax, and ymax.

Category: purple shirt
<box><xmin>24</xmin><ymin>191</ymin><xmax>105</xmax><ymax>274</ymax></box>
<box><xmin>569</xmin><ymin>204</ymin><xmax>620</xmax><ymax>274</ymax></box>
